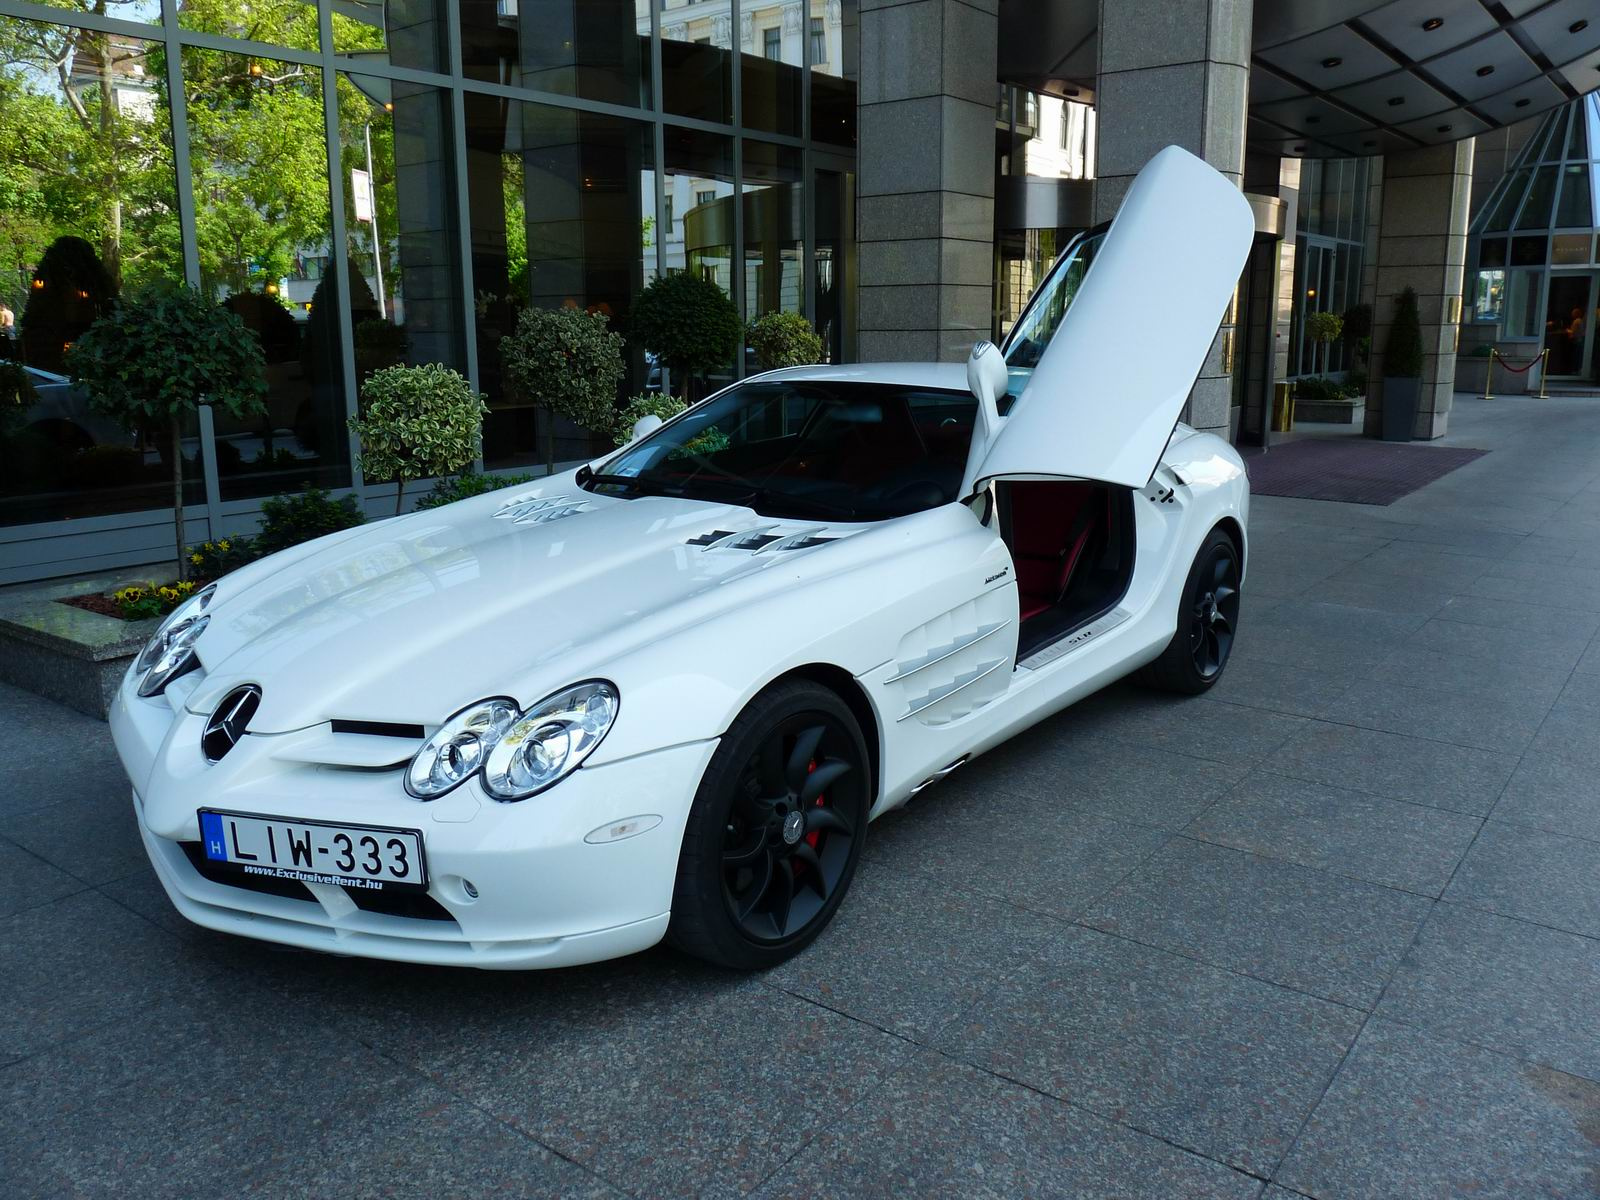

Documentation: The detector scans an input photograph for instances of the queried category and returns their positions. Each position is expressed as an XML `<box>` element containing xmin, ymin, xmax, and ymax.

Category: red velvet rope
<box><xmin>1492</xmin><ymin>351</ymin><xmax>1544</xmax><ymax>374</ymax></box>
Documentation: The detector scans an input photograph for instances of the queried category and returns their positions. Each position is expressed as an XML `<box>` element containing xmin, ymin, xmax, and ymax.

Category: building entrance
<box><xmin>1544</xmin><ymin>273</ymin><xmax>1597</xmax><ymax>381</ymax></box>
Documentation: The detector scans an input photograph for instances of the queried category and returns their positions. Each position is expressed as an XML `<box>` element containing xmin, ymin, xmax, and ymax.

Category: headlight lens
<box><xmin>483</xmin><ymin>681</ymin><xmax>619</xmax><ymax>801</ymax></box>
<box><xmin>134</xmin><ymin>585</ymin><xmax>216</xmax><ymax>697</ymax></box>
<box><xmin>404</xmin><ymin>697</ymin><xmax>521</xmax><ymax>799</ymax></box>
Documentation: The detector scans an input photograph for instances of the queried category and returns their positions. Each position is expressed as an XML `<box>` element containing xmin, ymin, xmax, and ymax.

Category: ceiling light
<box><xmin>1305</xmin><ymin>115</ymin><xmax>1322</xmax><ymax>124</ymax></box>
<box><xmin>1515</xmin><ymin>97</ymin><xmax>1531</xmax><ymax>107</ymax></box>
<box><xmin>1363</xmin><ymin>140</ymin><xmax>1377</xmax><ymax>148</ymax></box>
<box><xmin>1476</xmin><ymin>65</ymin><xmax>1494</xmax><ymax>77</ymax></box>
<box><xmin>1293</xmin><ymin>143</ymin><xmax>1306</xmax><ymax>153</ymax></box>
<box><xmin>1387</xmin><ymin>96</ymin><xmax>1406</xmax><ymax>106</ymax></box>
<box><xmin>1422</xmin><ymin>17</ymin><xmax>1443</xmax><ymax>32</ymax></box>
<box><xmin>1436</xmin><ymin>124</ymin><xmax>1453</xmax><ymax>133</ymax></box>
<box><xmin>1321</xmin><ymin>56</ymin><xmax>1342</xmax><ymax>68</ymax></box>
<box><xmin>1571</xmin><ymin>19</ymin><xmax>1589</xmax><ymax>34</ymax></box>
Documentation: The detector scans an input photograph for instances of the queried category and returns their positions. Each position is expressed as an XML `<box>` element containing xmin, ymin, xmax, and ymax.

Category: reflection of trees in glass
<box><xmin>0</xmin><ymin>15</ymin><xmax>180</xmax><ymax>308</ymax></box>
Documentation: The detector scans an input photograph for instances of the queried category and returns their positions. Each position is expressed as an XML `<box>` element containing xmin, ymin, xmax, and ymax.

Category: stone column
<box><xmin>1366</xmin><ymin>141</ymin><xmax>1473</xmax><ymax>440</ymax></box>
<box><xmin>856</xmin><ymin>0</ymin><xmax>997</xmax><ymax>363</ymax></box>
<box><xmin>1092</xmin><ymin>0</ymin><xmax>1251</xmax><ymax>438</ymax></box>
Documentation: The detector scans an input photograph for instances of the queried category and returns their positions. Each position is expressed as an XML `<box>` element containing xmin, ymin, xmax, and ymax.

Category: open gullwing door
<box><xmin>962</xmin><ymin>146</ymin><xmax>1255</xmax><ymax>493</ymax></box>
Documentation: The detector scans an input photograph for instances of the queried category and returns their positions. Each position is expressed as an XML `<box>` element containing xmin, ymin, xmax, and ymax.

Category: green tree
<box><xmin>747</xmin><ymin>311</ymin><xmax>825</xmax><ymax>370</ymax></box>
<box><xmin>629</xmin><ymin>273</ymin><xmax>741</xmax><ymax>398</ymax></box>
<box><xmin>350</xmin><ymin>364</ymin><xmax>487</xmax><ymax>514</ymax></box>
<box><xmin>501</xmin><ymin>307</ymin><xmax>626</xmax><ymax>475</ymax></box>
<box><xmin>1384</xmin><ymin>287</ymin><xmax>1424</xmax><ymax>380</ymax></box>
<box><xmin>66</xmin><ymin>282</ymin><xmax>268</xmax><ymax>579</ymax></box>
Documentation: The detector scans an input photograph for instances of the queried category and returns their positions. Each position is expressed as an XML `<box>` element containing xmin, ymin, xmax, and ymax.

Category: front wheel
<box><xmin>1133</xmin><ymin>527</ymin><xmax>1241</xmax><ymax>694</ymax></box>
<box><xmin>667</xmin><ymin>681</ymin><xmax>870</xmax><ymax>970</ymax></box>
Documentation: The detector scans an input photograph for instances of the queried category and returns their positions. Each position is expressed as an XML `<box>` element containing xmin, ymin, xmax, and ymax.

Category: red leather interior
<box><xmin>1010</xmin><ymin>482</ymin><xmax>1102</xmax><ymax>621</ymax></box>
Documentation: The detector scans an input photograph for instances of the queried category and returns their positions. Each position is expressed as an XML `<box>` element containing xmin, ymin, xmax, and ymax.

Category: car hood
<box><xmin>185</xmin><ymin>480</ymin><xmax>854</xmax><ymax>732</ymax></box>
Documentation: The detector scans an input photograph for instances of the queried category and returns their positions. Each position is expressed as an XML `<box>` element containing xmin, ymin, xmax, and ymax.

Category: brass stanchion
<box><xmin>1482</xmin><ymin>347</ymin><xmax>1495</xmax><ymax>401</ymax></box>
<box><xmin>1537</xmin><ymin>348</ymin><xmax>1549</xmax><ymax>399</ymax></box>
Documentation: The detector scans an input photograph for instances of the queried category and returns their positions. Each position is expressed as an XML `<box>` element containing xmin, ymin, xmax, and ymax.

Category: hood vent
<box><xmin>686</xmin><ymin>526</ymin><xmax>839</xmax><ymax>553</ymax></box>
<box><xmin>494</xmin><ymin>493</ymin><xmax>590</xmax><ymax>526</ymax></box>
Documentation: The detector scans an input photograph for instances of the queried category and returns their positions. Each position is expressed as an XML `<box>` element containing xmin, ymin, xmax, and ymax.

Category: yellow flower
<box><xmin>217</xmin><ymin>540</ymin><xmax>231</xmax><ymax>551</ymax></box>
<box><xmin>190</xmin><ymin>553</ymin><xmax>204</xmax><ymax>565</ymax></box>
<box><xmin>176</xmin><ymin>580</ymin><xmax>196</xmax><ymax>594</ymax></box>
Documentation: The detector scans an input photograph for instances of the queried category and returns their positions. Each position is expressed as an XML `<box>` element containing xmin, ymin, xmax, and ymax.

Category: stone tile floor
<box><xmin>4</xmin><ymin>393</ymin><xmax>1600</xmax><ymax>1199</ymax></box>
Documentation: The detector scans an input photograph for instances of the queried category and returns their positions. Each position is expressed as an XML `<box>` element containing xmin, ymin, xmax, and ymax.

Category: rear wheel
<box><xmin>1134</xmin><ymin>527</ymin><xmax>1241</xmax><ymax>694</ymax></box>
<box><xmin>668</xmin><ymin>680</ymin><xmax>869</xmax><ymax>970</ymax></box>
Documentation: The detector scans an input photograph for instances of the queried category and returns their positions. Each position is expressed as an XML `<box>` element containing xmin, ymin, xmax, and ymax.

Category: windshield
<box><xmin>1000</xmin><ymin>230</ymin><xmax>1104</xmax><ymax>401</ymax></box>
<box><xmin>586</xmin><ymin>380</ymin><xmax>977</xmax><ymax>522</ymax></box>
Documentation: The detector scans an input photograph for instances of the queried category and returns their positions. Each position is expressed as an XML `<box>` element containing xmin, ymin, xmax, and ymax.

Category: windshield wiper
<box><xmin>747</xmin><ymin>489</ymin><xmax>856</xmax><ymax>522</ymax></box>
<box><xmin>583</xmin><ymin>472</ymin><xmax>686</xmax><ymax>497</ymax></box>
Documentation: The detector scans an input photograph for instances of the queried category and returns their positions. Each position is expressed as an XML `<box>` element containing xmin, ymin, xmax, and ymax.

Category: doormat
<box><xmin>1241</xmin><ymin>439</ymin><xmax>1489</xmax><ymax>506</ymax></box>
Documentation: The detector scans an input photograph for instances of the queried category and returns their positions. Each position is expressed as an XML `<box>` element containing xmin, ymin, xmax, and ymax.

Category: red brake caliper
<box><xmin>802</xmin><ymin>760</ymin><xmax>825</xmax><ymax>862</ymax></box>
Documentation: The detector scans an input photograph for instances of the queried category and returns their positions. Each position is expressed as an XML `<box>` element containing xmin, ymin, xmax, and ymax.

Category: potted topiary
<box><xmin>629</xmin><ymin>272</ymin><xmax>741</xmax><ymax>399</ymax></box>
<box><xmin>349</xmin><ymin>363</ymin><xmax>487</xmax><ymax>514</ymax></box>
<box><xmin>613</xmin><ymin>393</ymin><xmax>686</xmax><ymax>445</ymax></box>
<box><xmin>1381</xmin><ymin>287</ymin><xmax>1424</xmax><ymax>442</ymax></box>
<box><xmin>67</xmin><ymin>281</ymin><xmax>268</xmax><ymax>580</ymax></box>
<box><xmin>1304</xmin><ymin>311</ymin><xmax>1343</xmax><ymax>376</ymax></box>
<box><xmin>500</xmin><ymin>306</ymin><xmax>626</xmax><ymax>475</ymax></box>
<box><xmin>747</xmin><ymin>311</ymin><xmax>824</xmax><ymax>371</ymax></box>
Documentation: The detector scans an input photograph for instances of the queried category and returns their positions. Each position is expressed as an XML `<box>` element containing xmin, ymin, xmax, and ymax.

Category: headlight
<box><xmin>483</xmin><ymin>681</ymin><xmax>619</xmax><ymax>801</ymax></box>
<box><xmin>134</xmin><ymin>584</ymin><xmax>216</xmax><ymax>698</ymax></box>
<box><xmin>404</xmin><ymin>697</ymin><xmax>521</xmax><ymax>799</ymax></box>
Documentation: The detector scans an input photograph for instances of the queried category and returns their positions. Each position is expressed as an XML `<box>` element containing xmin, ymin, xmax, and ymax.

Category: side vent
<box><xmin>495</xmin><ymin>494</ymin><xmax>590</xmax><ymax>525</ymax></box>
<box><xmin>686</xmin><ymin>529</ymin><xmax>738</xmax><ymax>546</ymax></box>
<box><xmin>330</xmin><ymin>719</ymin><xmax>427</xmax><ymax>739</ymax></box>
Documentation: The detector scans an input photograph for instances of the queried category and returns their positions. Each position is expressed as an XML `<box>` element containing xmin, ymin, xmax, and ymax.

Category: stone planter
<box><xmin>1382</xmin><ymin>377</ymin><xmax>1420</xmax><ymax>442</ymax></box>
<box><xmin>1293</xmin><ymin>395</ymin><xmax>1366</xmax><ymax>425</ymax></box>
<box><xmin>0</xmin><ymin>575</ymin><xmax>160</xmax><ymax>719</ymax></box>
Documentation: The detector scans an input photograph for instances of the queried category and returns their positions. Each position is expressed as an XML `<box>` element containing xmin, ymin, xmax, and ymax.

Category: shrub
<box><xmin>256</xmin><ymin>486</ymin><xmax>365</xmax><ymax>556</ymax></box>
<box><xmin>67</xmin><ymin>281</ymin><xmax>267</xmax><ymax>580</ymax></box>
<box><xmin>186</xmin><ymin>535</ymin><xmax>258</xmax><ymax>578</ymax></box>
<box><xmin>350</xmin><ymin>363</ymin><xmax>487</xmax><ymax>514</ymax></box>
<box><xmin>1345</xmin><ymin>367</ymin><xmax>1368</xmax><ymax>396</ymax></box>
<box><xmin>0</xmin><ymin>359</ymin><xmax>35</xmax><ymax>436</ymax></box>
<box><xmin>20</xmin><ymin>235</ymin><xmax>115</xmax><ymax>373</ymax></box>
<box><xmin>1341</xmin><ymin>303</ymin><xmax>1372</xmax><ymax>359</ymax></box>
<box><xmin>1305</xmin><ymin>311</ymin><xmax>1343</xmax><ymax>346</ymax></box>
<box><xmin>1384</xmin><ymin>287</ymin><xmax>1425</xmax><ymax>380</ymax></box>
<box><xmin>500</xmin><ymin>306</ymin><xmax>626</xmax><ymax>475</ymax></box>
<box><xmin>415</xmin><ymin>470</ymin><xmax>540</xmax><ymax>510</ymax></box>
<box><xmin>613</xmin><ymin>393</ymin><xmax>686</xmax><ymax>445</ymax></box>
<box><xmin>629</xmin><ymin>273</ymin><xmax>741</xmax><ymax>397</ymax></box>
<box><xmin>747</xmin><ymin>311</ymin><xmax>824</xmax><ymax>370</ymax></box>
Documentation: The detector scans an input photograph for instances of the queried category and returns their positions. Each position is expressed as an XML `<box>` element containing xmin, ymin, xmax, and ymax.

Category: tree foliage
<box><xmin>747</xmin><ymin>311</ymin><xmax>824</xmax><ymax>370</ymax></box>
<box><xmin>350</xmin><ymin>363</ymin><xmax>487</xmax><ymax>513</ymax></box>
<box><xmin>613</xmin><ymin>393</ymin><xmax>686</xmax><ymax>445</ymax></box>
<box><xmin>500</xmin><ymin>306</ymin><xmax>626</xmax><ymax>474</ymax></box>
<box><xmin>628</xmin><ymin>273</ymin><xmax>740</xmax><ymax>397</ymax></box>
<box><xmin>1384</xmin><ymin>287</ymin><xmax>1425</xmax><ymax>380</ymax></box>
<box><xmin>66</xmin><ymin>280</ymin><xmax>268</xmax><ymax>577</ymax></box>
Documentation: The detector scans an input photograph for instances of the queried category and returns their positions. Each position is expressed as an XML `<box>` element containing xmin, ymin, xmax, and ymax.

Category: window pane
<box><xmin>742</xmin><ymin>1</ymin><xmax>803</xmax><ymax>135</ymax></box>
<box><xmin>1483</xmin><ymin>168</ymin><xmax>1527</xmax><ymax>232</ymax></box>
<box><xmin>662</xmin><ymin>126</ymin><xmax>734</xmax><ymax>391</ymax></box>
<box><xmin>659</xmin><ymin>1</ymin><xmax>733</xmax><ymax>124</ymax></box>
<box><xmin>0</xmin><ymin>18</ymin><xmax>196</xmax><ymax>527</ymax></box>
<box><xmin>460</xmin><ymin>0</ymin><xmax>649</xmax><ymax>107</ymax></box>
<box><xmin>813</xmin><ymin>167</ymin><xmax>854</xmax><ymax>364</ymax></box>
<box><xmin>1553</xmin><ymin>164</ymin><xmax>1591</xmax><ymax>229</ymax></box>
<box><xmin>183</xmin><ymin>47</ymin><xmax>349</xmax><ymax>500</ymax></box>
<box><xmin>811</xmin><ymin>0</ymin><xmax>857</xmax><ymax>147</ymax></box>
<box><xmin>1473</xmin><ymin>269</ymin><xmax>1504</xmax><ymax>322</ymax></box>
<box><xmin>180</xmin><ymin>0</ymin><xmax>318</xmax><ymax>50</ymax></box>
<box><xmin>1551</xmin><ymin>234</ymin><xmax>1591</xmax><ymax>265</ymax></box>
<box><xmin>338</xmin><ymin>76</ymin><xmax>464</xmax><ymax>385</ymax></box>
<box><xmin>1504</xmin><ymin>269</ymin><xmax>1543</xmax><ymax>338</ymax></box>
<box><xmin>465</xmin><ymin>96</ymin><xmax>657</xmax><ymax>470</ymax></box>
<box><xmin>742</xmin><ymin>141</ymin><xmax>804</xmax><ymax>346</ymax></box>
<box><xmin>1479</xmin><ymin>237</ymin><xmax>1507</xmax><ymax>268</ymax></box>
<box><xmin>1515</xmin><ymin>165</ymin><xmax>1558</xmax><ymax>230</ymax></box>
<box><xmin>333</xmin><ymin>0</ymin><xmax>446</xmax><ymax>73</ymax></box>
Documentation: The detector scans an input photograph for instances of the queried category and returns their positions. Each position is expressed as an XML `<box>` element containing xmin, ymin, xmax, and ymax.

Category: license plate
<box><xmin>198</xmin><ymin>810</ymin><xmax>427</xmax><ymax>891</ymax></box>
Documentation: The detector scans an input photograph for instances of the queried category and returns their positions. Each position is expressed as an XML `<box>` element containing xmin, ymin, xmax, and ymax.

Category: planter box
<box><xmin>1293</xmin><ymin>396</ymin><xmax>1365</xmax><ymax>425</ymax></box>
<box><xmin>0</xmin><ymin>574</ymin><xmax>160</xmax><ymax>719</ymax></box>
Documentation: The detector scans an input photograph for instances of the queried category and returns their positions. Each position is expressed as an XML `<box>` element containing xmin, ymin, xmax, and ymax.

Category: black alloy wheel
<box><xmin>1133</xmin><ymin>527</ymin><xmax>1243</xmax><ymax>695</ymax></box>
<box><xmin>669</xmin><ymin>681</ymin><xmax>869</xmax><ymax>969</ymax></box>
<box><xmin>1189</xmin><ymin>541</ymin><xmax>1240</xmax><ymax>681</ymax></box>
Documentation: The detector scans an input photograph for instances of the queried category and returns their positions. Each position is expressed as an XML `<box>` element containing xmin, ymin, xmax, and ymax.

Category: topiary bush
<box><xmin>1305</xmin><ymin>311</ymin><xmax>1343</xmax><ymax>346</ymax></box>
<box><xmin>350</xmin><ymin>363</ymin><xmax>488</xmax><ymax>514</ymax></box>
<box><xmin>256</xmin><ymin>486</ymin><xmax>365</xmax><ymax>556</ymax></box>
<box><xmin>67</xmin><ymin>281</ymin><xmax>267</xmax><ymax>580</ymax></box>
<box><xmin>1384</xmin><ymin>287</ymin><xmax>1425</xmax><ymax>380</ymax></box>
<box><xmin>629</xmin><ymin>272</ymin><xmax>740</xmax><ymax>398</ymax></box>
<box><xmin>612</xmin><ymin>393</ymin><xmax>686</xmax><ymax>445</ymax></box>
<box><xmin>21</xmin><ymin>236</ymin><xmax>116</xmax><ymax>373</ymax></box>
<box><xmin>747</xmin><ymin>311</ymin><xmax>824</xmax><ymax>370</ymax></box>
<box><xmin>415</xmin><ymin>469</ymin><xmax>540</xmax><ymax>510</ymax></box>
<box><xmin>500</xmin><ymin>306</ymin><xmax>626</xmax><ymax>475</ymax></box>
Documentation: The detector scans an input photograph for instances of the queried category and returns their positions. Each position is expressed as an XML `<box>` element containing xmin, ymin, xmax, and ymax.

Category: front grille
<box><xmin>346</xmin><ymin>887</ymin><xmax>455</xmax><ymax>921</ymax></box>
<box><xmin>330</xmin><ymin>719</ymin><xmax>426</xmax><ymax>739</ymax></box>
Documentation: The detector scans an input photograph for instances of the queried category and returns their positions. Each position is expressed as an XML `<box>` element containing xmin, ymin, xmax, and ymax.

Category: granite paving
<box><xmin>4</xmin><ymin>394</ymin><xmax>1600</xmax><ymax>1197</ymax></box>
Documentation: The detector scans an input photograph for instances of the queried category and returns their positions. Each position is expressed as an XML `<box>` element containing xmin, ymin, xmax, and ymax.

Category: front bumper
<box><xmin>113</xmin><ymin>673</ymin><xmax>717</xmax><ymax>970</ymax></box>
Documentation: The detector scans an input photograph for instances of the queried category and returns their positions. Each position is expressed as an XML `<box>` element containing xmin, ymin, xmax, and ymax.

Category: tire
<box><xmin>667</xmin><ymin>680</ymin><xmax>870</xmax><ymax>971</ymax></box>
<box><xmin>1133</xmin><ymin>527</ymin><xmax>1241</xmax><ymax>695</ymax></box>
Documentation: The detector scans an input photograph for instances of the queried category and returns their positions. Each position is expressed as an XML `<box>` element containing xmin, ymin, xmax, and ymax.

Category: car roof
<box><xmin>743</xmin><ymin>361</ymin><xmax>970</xmax><ymax>392</ymax></box>
<box><xmin>23</xmin><ymin>365</ymin><xmax>69</xmax><ymax>384</ymax></box>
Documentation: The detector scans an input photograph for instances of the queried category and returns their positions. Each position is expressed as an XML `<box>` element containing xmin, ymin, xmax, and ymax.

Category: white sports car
<box><xmin>110</xmin><ymin>147</ymin><xmax>1254</xmax><ymax>971</ymax></box>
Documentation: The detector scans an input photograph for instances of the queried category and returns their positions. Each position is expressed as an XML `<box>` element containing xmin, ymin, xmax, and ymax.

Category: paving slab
<box><xmin>1277</xmin><ymin>1019</ymin><xmax>1600</xmax><ymax>1200</ymax></box>
<box><xmin>1445</xmin><ymin>820</ymin><xmax>1600</xmax><ymax>939</ymax></box>
<box><xmin>939</xmin><ymin>926</ymin><xmax>1362</xmax><ymax>1176</ymax></box>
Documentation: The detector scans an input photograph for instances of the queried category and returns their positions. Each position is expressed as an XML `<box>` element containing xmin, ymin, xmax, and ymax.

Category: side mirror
<box><xmin>959</xmin><ymin>340</ymin><xmax>1009</xmax><ymax>499</ymax></box>
<box><xmin>631</xmin><ymin>414</ymin><xmax>663</xmax><ymax>441</ymax></box>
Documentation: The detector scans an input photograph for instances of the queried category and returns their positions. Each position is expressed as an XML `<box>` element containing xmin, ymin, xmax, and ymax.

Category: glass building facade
<box><xmin>0</xmin><ymin>0</ymin><xmax>857</xmax><ymax>578</ymax></box>
<box><xmin>1287</xmin><ymin>156</ymin><xmax>1375</xmax><ymax>380</ymax></box>
<box><xmin>1469</xmin><ymin>96</ymin><xmax>1600</xmax><ymax>383</ymax></box>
